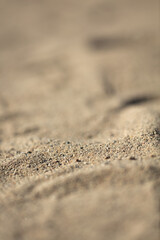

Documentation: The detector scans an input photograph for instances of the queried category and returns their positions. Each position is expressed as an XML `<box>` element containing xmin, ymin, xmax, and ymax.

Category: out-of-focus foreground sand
<box><xmin>0</xmin><ymin>0</ymin><xmax>160</xmax><ymax>239</ymax></box>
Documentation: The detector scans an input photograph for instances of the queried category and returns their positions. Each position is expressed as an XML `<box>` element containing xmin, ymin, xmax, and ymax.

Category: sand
<box><xmin>0</xmin><ymin>0</ymin><xmax>160</xmax><ymax>239</ymax></box>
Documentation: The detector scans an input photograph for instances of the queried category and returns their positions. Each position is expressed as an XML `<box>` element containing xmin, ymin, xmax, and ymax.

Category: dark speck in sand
<box><xmin>76</xmin><ymin>159</ymin><xmax>82</xmax><ymax>163</ymax></box>
<box><xmin>129</xmin><ymin>156</ymin><xmax>137</xmax><ymax>161</ymax></box>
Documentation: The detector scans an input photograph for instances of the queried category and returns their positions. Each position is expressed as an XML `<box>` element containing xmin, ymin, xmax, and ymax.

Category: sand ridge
<box><xmin>0</xmin><ymin>0</ymin><xmax>160</xmax><ymax>239</ymax></box>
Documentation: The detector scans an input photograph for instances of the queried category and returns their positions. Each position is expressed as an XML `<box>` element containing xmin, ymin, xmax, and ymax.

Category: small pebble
<box><xmin>76</xmin><ymin>159</ymin><xmax>81</xmax><ymax>163</ymax></box>
<box><xmin>129</xmin><ymin>156</ymin><xmax>137</xmax><ymax>160</ymax></box>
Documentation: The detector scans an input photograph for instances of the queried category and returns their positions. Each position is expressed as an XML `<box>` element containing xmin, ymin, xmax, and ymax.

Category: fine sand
<box><xmin>0</xmin><ymin>0</ymin><xmax>160</xmax><ymax>239</ymax></box>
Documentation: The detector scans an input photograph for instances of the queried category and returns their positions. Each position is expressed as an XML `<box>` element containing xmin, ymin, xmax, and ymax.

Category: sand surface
<box><xmin>0</xmin><ymin>0</ymin><xmax>160</xmax><ymax>239</ymax></box>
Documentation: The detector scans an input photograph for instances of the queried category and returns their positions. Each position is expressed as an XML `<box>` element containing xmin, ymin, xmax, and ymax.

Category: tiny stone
<box><xmin>129</xmin><ymin>156</ymin><xmax>137</xmax><ymax>160</ymax></box>
<box><xmin>76</xmin><ymin>159</ymin><xmax>81</xmax><ymax>162</ymax></box>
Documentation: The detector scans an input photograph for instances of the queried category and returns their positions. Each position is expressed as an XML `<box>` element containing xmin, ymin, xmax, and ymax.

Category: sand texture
<box><xmin>0</xmin><ymin>0</ymin><xmax>160</xmax><ymax>239</ymax></box>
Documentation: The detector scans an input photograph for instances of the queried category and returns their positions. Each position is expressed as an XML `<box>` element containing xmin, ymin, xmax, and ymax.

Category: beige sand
<box><xmin>0</xmin><ymin>0</ymin><xmax>160</xmax><ymax>239</ymax></box>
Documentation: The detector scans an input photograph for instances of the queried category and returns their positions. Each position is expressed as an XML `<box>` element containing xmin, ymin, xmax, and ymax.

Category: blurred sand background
<box><xmin>0</xmin><ymin>0</ymin><xmax>160</xmax><ymax>239</ymax></box>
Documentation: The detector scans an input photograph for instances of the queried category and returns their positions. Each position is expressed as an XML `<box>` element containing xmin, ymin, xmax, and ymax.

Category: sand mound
<box><xmin>0</xmin><ymin>0</ymin><xmax>160</xmax><ymax>239</ymax></box>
